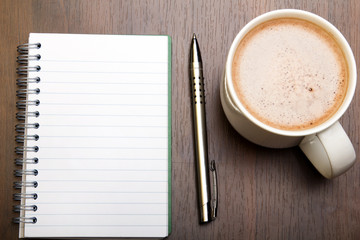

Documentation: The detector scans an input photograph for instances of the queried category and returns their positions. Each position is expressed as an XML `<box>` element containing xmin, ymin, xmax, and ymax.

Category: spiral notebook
<box><xmin>14</xmin><ymin>33</ymin><xmax>171</xmax><ymax>238</ymax></box>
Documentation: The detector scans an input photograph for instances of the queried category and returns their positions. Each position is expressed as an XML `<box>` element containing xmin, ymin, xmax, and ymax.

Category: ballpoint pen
<box><xmin>189</xmin><ymin>33</ymin><xmax>218</xmax><ymax>223</ymax></box>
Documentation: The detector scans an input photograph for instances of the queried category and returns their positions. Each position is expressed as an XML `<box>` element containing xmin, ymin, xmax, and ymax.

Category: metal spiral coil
<box><xmin>13</xmin><ymin>205</ymin><xmax>38</xmax><ymax>212</ymax></box>
<box><xmin>16</xmin><ymin>134</ymin><xmax>39</xmax><ymax>143</ymax></box>
<box><xmin>14</xmin><ymin>169</ymin><xmax>39</xmax><ymax>177</ymax></box>
<box><xmin>15</xmin><ymin>146</ymin><xmax>39</xmax><ymax>154</ymax></box>
<box><xmin>16</xmin><ymin>88</ymin><xmax>40</xmax><ymax>98</ymax></box>
<box><xmin>16</xmin><ymin>77</ymin><xmax>41</xmax><ymax>87</ymax></box>
<box><xmin>14</xmin><ymin>181</ymin><xmax>38</xmax><ymax>189</ymax></box>
<box><xmin>15</xmin><ymin>157</ymin><xmax>39</xmax><ymax>165</ymax></box>
<box><xmin>17</xmin><ymin>54</ymin><xmax>41</xmax><ymax>64</ymax></box>
<box><xmin>17</xmin><ymin>65</ymin><xmax>41</xmax><ymax>75</ymax></box>
<box><xmin>17</xmin><ymin>43</ymin><xmax>41</xmax><ymax>54</ymax></box>
<box><xmin>13</xmin><ymin>217</ymin><xmax>37</xmax><ymax>224</ymax></box>
<box><xmin>16</xmin><ymin>111</ymin><xmax>40</xmax><ymax>120</ymax></box>
<box><xmin>15</xmin><ymin>123</ymin><xmax>40</xmax><ymax>133</ymax></box>
<box><xmin>15</xmin><ymin>42</ymin><xmax>41</xmax><ymax>225</ymax></box>
<box><xmin>13</xmin><ymin>193</ymin><xmax>38</xmax><ymax>200</ymax></box>
<box><xmin>16</xmin><ymin>100</ymin><xmax>40</xmax><ymax>109</ymax></box>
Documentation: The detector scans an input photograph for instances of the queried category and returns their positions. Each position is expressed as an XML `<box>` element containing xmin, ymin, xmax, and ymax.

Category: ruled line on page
<box><xmin>38</xmin><ymin>92</ymin><xmax>167</xmax><ymax>95</ymax></box>
<box><xmin>39</xmin><ymin>59</ymin><xmax>168</xmax><ymax>64</ymax></box>
<box><xmin>25</xmin><ymin>225</ymin><xmax>168</xmax><ymax>227</ymax></box>
<box><xmin>24</xmin><ymin>202</ymin><xmax>168</xmax><ymax>205</ymax></box>
<box><xmin>39</xmin><ymin>70</ymin><xmax>167</xmax><ymax>74</ymax></box>
<box><xmin>29</xmin><ymin>214</ymin><xmax>168</xmax><ymax>216</ymax></box>
<box><xmin>39</xmin><ymin>113</ymin><xmax>167</xmax><ymax>117</ymax></box>
<box><xmin>41</xmin><ymin>81</ymin><xmax>167</xmax><ymax>85</ymax></box>
<box><xmin>39</xmin><ymin>103</ymin><xmax>167</xmax><ymax>106</ymax></box>
<box><xmin>34</xmin><ymin>169</ymin><xmax>167</xmax><ymax>171</ymax></box>
<box><xmin>38</xmin><ymin>147</ymin><xmax>167</xmax><ymax>149</ymax></box>
<box><xmin>38</xmin><ymin>157</ymin><xmax>167</xmax><ymax>160</ymax></box>
<box><xmin>38</xmin><ymin>124</ymin><xmax>167</xmax><ymax>127</ymax></box>
<box><xmin>33</xmin><ymin>191</ymin><xmax>168</xmax><ymax>193</ymax></box>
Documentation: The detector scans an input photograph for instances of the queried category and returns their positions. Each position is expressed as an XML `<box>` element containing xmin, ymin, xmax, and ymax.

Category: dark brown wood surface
<box><xmin>1</xmin><ymin>0</ymin><xmax>359</xmax><ymax>239</ymax></box>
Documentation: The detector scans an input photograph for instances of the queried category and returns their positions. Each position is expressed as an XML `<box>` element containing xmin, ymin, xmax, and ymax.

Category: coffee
<box><xmin>231</xmin><ymin>18</ymin><xmax>348</xmax><ymax>131</ymax></box>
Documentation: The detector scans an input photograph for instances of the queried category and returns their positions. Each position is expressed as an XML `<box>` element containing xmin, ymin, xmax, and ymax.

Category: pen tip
<box><xmin>193</xmin><ymin>33</ymin><xmax>197</xmax><ymax>39</ymax></box>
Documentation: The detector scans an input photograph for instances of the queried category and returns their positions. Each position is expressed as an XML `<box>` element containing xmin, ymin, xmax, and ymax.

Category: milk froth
<box><xmin>232</xmin><ymin>18</ymin><xmax>348</xmax><ymax>130</ymax></box>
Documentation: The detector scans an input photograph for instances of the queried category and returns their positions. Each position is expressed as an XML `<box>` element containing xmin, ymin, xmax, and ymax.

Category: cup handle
<box><xmin>299</xmin><ymin>121</ymin><xmax>356</xmax><ymax>179</ymax></box>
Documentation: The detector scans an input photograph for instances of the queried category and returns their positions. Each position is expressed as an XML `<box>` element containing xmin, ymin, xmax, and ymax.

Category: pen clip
<box><xmin>210</xmin><ymin>160</ymin><xmax>218</xmax><ymax>220</ymax></box>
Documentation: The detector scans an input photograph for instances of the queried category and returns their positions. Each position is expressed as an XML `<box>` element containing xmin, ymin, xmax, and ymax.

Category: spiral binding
<box><xmin>17</xmin><ymin>54</ymin><xmax>41</xmax><ymax>64</ymax></box>
<box><xmin>17</xmin><ymin>66</ymin><xmax>41</xmax><ymax>75</ymax></box>
<box><xmin>14</xmin><ymin>42</ymin><xmax>41</xmax><ymax>224</ymax></box>
<box><xmin>15</xmin><ymin>157</ymin><xmax>39</xmax><ymax>165</ymax></box>
<box><xmin>13</xmin><ymin>217</ymin><xmax>37</xmax><ymax>224</ymax></box>
<box><xmin>13</xmin><ymin>205</ymin><xmax>38</xmax><ymax>212</ymax></box>
<box><xmin>17</xmin><ymin>77</ymin><xmax>41</xmax><ymax>87</ymax></box>
<box><xmin>17</xmin><ymin>100</ymin><xmax>40</xmax><ymax>109</ymax></box>
<box><xmin>16</xmin><ymin>134</ymin><xmax>39</xmax><ymax>143</ymax></box>
<box><xmin>13</xmin><ymin>193</ymin><xmax>38</xmax><ymax>200</ymax></box>
<box><xmin>15</xmin><ymin>123</ymin><xmax>40</xmax><ymax>133</ymax></box>
<box><xmin>17</xmin><ymin>43</ymin><xmax>41</xmax><ymax>54</ymax></box>
<box><xmin>14</xmin><ymin>169</ymin><xmax>39</xmax><ymax>177</ymax></box>
<box><xmin>14</xmin><ymin>181</ymin><xmax>38</xmax><ymax>189</ymax></box>
<box><xmin>16</xmin><ymin>88</ymin><xmax>40</xmax><ymax>98</ymax></box>
<box><xmin>16</xmin><ymin>111</ymin><xmax>40</xmax><ymax>120</ymax></box>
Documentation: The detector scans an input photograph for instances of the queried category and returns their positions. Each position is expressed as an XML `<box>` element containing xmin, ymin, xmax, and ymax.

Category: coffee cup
<box><xmin>220</xmin><ymin>9</ymin><xmax>357</xmax><ymax>179</ymax></box>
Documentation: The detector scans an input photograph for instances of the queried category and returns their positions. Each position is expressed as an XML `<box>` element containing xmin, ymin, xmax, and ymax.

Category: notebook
<box><xmin>14</xmin><ymin>33</ymin><xmax>171</xmax><ymax>238</ymax></box>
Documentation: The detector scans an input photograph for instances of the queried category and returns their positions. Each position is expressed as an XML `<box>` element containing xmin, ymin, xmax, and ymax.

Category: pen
<box><xmin>189</xmin><ymin>33</ymin><xmax>218</xmax><ymax>223</ymax></box>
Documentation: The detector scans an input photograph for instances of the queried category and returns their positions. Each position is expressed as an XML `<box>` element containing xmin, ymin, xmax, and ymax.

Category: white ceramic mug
<box><xmin>220</xmin><ymin>9</ymin><xmax>357</xmax><ymax>179</ymax></box>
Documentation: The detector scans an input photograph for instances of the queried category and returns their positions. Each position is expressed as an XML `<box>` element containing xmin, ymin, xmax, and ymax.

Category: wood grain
<box><xmin>0</xmin><ymin>0</ymin><xmax>359</xmax><ymax>239</ymax></box>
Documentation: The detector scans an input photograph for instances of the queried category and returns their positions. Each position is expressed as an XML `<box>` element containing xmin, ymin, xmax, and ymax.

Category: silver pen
<box><xmin>190</xmin><ymin>33</ymin><xmax>218</xmax><ymax>223</ymax></box>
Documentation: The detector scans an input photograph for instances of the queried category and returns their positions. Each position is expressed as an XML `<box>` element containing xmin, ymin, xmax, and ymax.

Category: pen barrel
<box><xmin>190</xmin><ymin>62</ymin><xmax>212</xmax><ymax>223</ymax></box>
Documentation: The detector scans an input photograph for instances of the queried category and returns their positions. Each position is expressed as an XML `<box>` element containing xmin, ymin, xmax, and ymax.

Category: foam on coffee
<box><xmin>232</xmin><ymin>18</ymin><xmax>348</xmax><ymax>131</ymax></box>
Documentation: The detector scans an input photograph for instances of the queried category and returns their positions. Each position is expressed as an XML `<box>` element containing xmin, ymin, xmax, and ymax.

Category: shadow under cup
<box><xmin>221</xmin><ymin>9</ymin><xmax>357</xmax><ymax>149</ymax></box>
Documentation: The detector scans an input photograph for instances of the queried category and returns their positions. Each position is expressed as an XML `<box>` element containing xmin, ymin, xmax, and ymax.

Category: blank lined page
<box><xmin>20</xmin><ymin>33</ymin><xmax>171</xmax><ymax>238</ymax></box>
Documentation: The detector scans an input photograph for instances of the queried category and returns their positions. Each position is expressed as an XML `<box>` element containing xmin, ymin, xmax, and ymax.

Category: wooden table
<box><xmin>1</xmin><ymin>0</ymin><xmax>359</xmax><ymax>239</ymax></box>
